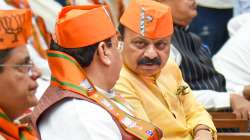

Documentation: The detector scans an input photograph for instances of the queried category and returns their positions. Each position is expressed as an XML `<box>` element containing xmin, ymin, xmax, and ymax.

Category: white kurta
<box><xmin>213</xmin><ymin>13</ymin><xmax>250</xmax><ymax>95</ymax></box>
<box><xmin>170</xmin><ymin>46</ymin><xmax>231</xmax><ymax>110</ymax></box>
<box><xmin>39</xmin><ymin>98</ymin><xmax>122</xmax><ymax>140</ymax></box>
<box><xmin>170</xmin><ymin>14</ymin><xmax>250</xmax><ymax>110</ymax></box>
<box><xmin>39</xmin><ymin>88</ymin><xmax>133</xmax><ymax>140</ymax></box>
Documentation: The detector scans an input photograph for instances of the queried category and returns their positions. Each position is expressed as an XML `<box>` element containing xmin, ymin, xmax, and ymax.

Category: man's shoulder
<box><xmin>38</xmin><ymin>98</ymin><xmax>115</xmax><ymax>128</ymax></box>
<box><xmin>163</xmin><ymin>59</ymin><xmax>182</xmax><ymax>73</ymax></box>
<box><xmin>119</xmin><ymin>65</ymin><xmax>139</xmax><ymax>82</ymax></box>
<box><xmin>38</xmin><ymin>99</ymin><xmax>122</xmax><ymax>140</ymax></box>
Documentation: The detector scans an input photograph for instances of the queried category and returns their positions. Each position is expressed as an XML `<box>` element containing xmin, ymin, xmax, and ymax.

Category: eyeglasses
<box><xmin>117</xmin><ymin>41</ymin><xmax>124</xmax><ymax>52</ymax></box>
<box><xmin>104</xmin><ymin>37</ymin><xmax>124</xmax><ymax>52</ymax></box>
<box><xmin>0</xmin><ymin>61</ymin><xmax>34</xmax><ymax>76</ymax></box>
<box><xmin>104</xmin><ymin>39</ymin><xmax>113</xmax><ymax>48</ymax></box>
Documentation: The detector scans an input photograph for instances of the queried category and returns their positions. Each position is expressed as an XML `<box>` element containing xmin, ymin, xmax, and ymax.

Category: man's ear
<box><xmin>97</xmin><ymin>42</ymin><xmax>111</xmax><ymax>66</ymax></box>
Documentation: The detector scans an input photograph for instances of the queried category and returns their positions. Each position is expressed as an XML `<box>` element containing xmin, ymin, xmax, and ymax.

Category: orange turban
<box><xmin>0</xmin><ymin>9</ymin><xmax>32</xmax><ymax>50</ymax></box>
<box><xmin>120</xmin><ymin>0</ymin><xmax>173</xmax><ymax>39</ymax></box>
<box><xmin>55</xmin><ymin>5</ymin><xmax>116</xmax><ymax>48</ymax></box>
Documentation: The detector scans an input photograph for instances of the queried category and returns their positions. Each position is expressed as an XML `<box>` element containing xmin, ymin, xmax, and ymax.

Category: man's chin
<box><xmin>27</xmin><ymin>94</ymin><xmax>38</xmax><ymax>107</ymax></box>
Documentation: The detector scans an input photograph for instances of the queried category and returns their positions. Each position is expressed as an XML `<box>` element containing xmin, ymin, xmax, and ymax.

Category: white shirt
<box><xmin>197</xmin><ymin>0</ymin><xmax>234</xmax><ymax>9</ymax></box>
<box><xmin>234</xmin><ymin>0</ymin><xmax>250</xmax><ymax>16</ymax></box>
<box><xmin>192</xmin><ymin>90</ymin><xmax>230</xmax><ymax>110</ymax></box>
<box><xmin>213</xmin><ymin>14</ymin><xmax>250</xmax><ymax>96</ymax></box>
<box><xmin>39</xmin><ymin>98</ymin><xmax>122</xmax><ymax>140</ymax></box>
<box><xmin>39</xmin><ymin>88</ymin><xmax>133</xmax><ymax>140</ymax></box>
<box><xmin>170</xmin><ymin>45</ymin><xmax>231</xmax><ymax>110</ymax></box>
<box><xmin>227</xmin><ymin>13</ymin><xmax>250</xmax><ymax>37</ymax></box>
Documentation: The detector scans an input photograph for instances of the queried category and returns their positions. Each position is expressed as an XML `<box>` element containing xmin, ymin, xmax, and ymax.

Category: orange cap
<box><xmin>55</xmin><ymin>5</ymin><xmax>116</xmax><ymax>48</ymax></box>
<box><xmin>120</xmin><ymin>0</ymin><xmax>173</xmax><ymax>39</ymax></box>
<box><xmin>0</xmin><ymin>9</ymin><xmax>32</xmax><ymax>50</ymax></box>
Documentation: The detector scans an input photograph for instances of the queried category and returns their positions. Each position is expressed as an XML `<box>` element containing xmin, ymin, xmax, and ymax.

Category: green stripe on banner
<box><xmin>0</xmin><ymin>112</ymin><xmax>11</xmax><ymax>121</ymax></box>
<box><xmin>51</xmin><ymin>76</ymin><xmax>87</xmax><ymax>95</ymax></box>
<box><xmin>129</xmin><ymin>128</ymin><xmax>147</xmax><ymax>140</ymax></box>
<box><xmin>48</xmin><ymin>52</ymin><xmax>81</xmax><ymax>69</ymax></box>
<box><xmin>20</xmin><ymin>131</ymin><xmax>27</xmax><ymax>140</ymax></box>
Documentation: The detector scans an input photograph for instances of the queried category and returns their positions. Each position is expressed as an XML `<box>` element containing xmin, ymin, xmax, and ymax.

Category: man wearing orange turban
<box><xmin>114</xmin><ymin>0</ymin><xmax>216</xmax><ymax>139</ymax></box>
<box><xmin>28</xmin><ymin>0</ymin><xmax>124</xmax><ymax>31</ymax></box>
<box><xmin>31</xmin><ymin>5</ymin><xmax>163</xmax><ymax>140</ymax></box>
<box><xmin>0</xmin><ymin>9</ymin><xmax>41</xmax><ymax>140</ymax></box>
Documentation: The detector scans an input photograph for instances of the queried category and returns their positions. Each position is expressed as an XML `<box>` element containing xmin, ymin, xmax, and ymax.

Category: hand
<box><xmin>243</xmin><ymin>85</ymin><xmax>250</xmax><ymax>100</ymax></box>
<box><xmin>194</xmin><ymin>130</ymin><xmax>213</xmax><ymax>140</ymax></box>
<box><xmin>230</xmin><ymin>94</ymin><xmax>250</xmax><ymax>119</ymax></box>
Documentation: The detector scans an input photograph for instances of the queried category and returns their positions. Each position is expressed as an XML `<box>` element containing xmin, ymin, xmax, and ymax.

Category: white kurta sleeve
<box><xmin>39</xmin><ymin>99</ymin><xmax>122</xmax><ymax>140</ymax></box>
<box><xmin>213</xmin><ymin>14</ymin><xmax>250</xmax><ymax>95</ymax></box>
<box><xmin>192</xmin><ymin>90</ymin><xmax>231</xmax><ymax>110</ymax></box>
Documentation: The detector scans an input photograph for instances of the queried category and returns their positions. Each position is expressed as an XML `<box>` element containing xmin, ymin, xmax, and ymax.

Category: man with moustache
<box><xmin>153</xmin><ymin>0</ymin><xmax>250</xmax><ymax>120</ymax></box>
<box><xmin>115</xmin><ymin>0</ymin><xmax>216</xmax><ymax>139</ymax></box>
<box><xmin>0</xmin><ymin>9</ymin><xmax>41</xmax><ymax>139</ymax></box>
<box><xmin>31</xmin><ymin>5</ymin><xmax>163</xmax><ymax>140</ymax></box>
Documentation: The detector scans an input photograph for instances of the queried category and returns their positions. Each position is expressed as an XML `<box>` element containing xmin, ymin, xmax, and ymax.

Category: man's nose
<box><xmin>30</xmin><ymin>65</ymin><xmax>42</xmax><ymax>80</ymax></box>
<box><xmin>144</xmin><ymin>44</ymin><xmax>158</xmax><ymax>59</ymax></box>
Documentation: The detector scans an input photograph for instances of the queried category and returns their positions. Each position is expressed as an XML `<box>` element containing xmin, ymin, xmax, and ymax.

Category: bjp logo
<box><xmin>0</xmin><ymin>13</ymin><xmax>25</xmax><ymax>43</ymax></box>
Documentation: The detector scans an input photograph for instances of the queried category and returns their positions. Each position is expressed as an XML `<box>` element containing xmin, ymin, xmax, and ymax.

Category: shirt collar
<box><xmin>95</xmin><ymin>86</ymin><xmax>116</xmax><ymax>99</ymax></box>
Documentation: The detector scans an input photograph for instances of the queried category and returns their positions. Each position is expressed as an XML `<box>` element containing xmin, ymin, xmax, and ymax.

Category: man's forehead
<box><xmin>125</xmin><ymin>28</ymin><xmax>171</xmax><ymax>42</ymax></box>
<box><xmin>7</xmin><ymin>45</ymin><xmax>29</xmax><ymax>61</ymax></box>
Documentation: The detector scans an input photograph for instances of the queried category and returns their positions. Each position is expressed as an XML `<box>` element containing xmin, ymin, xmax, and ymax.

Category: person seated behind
<box><xmin>31</xmin><ymin>5</ymin><xmax>163</xmax><ymax>140</ymax></box>
<box><xmin>213</xmin><ymin>13</ymin><xmax>250</xmax><ymax>102</ymax></box>
<box><xmin>153</xmin><ymin>0</ymin><xmax>250</xmax><ymax>119</ymax></box>
<box><xmin>115</xmin><ymin>0</ymin><xmax>216</xmax><ymax>139</ymax></box>
<box><xmin>0</xmin><ymin>9</ymin><xmax>41</xmax><ymax>140</ymax></box>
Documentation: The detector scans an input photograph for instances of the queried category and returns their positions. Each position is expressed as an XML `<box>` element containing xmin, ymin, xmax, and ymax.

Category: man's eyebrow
<box><xmin>154</xmin><ymin>38</ymin><xmax>169</xmax><ymax>42</ymax></box>
<box><xmin>154</xmin><ymin>39</ymin><xmax>170</xmax><ymax>43</ymax></box>
<box><xmin>131</xmin><ymin>37</ymin><xmax>149</xmax><ymax>42</ymax></box>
